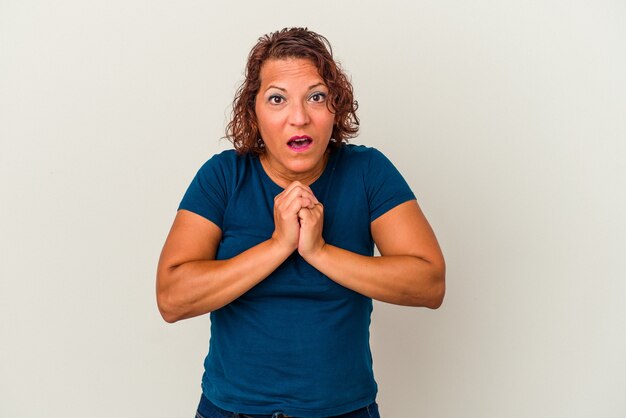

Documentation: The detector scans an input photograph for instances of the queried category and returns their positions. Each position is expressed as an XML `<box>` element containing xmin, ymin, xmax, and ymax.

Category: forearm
<box><xmin>157</xmin><ymin>238</ymin><xmax>292</xmax><ymax>322</ymax></box>
<box><xmin>303</xmin><ymin>244</ymin><xmax>445</xmax><ymax>308</ymax></box>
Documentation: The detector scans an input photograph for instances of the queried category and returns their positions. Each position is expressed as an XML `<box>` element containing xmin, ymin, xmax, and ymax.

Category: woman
<box><xmin>157</xmin><ymin>27</ymin><xmax>445</xmax><ymax>418</ymax></box>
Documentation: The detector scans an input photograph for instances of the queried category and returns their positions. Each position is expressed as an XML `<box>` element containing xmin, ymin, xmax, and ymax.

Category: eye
<box><xmin>269</xmin><ymin>94</ymin><xmax>285</xmax><ymax>105</ymax></box>
<box><xmin>309</xmin><ymin>92</ymin><xmax>327</xmax><ymax>103</ymax></box>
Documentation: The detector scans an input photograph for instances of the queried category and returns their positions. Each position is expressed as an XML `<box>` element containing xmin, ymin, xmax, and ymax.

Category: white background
<box><xmin>1</xmin><ymin>1</ymin><xmax>625</xmax><ymax>417</ymax></box>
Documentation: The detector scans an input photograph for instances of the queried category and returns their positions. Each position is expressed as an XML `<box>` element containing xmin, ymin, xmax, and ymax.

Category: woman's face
<box><xmin>255</xmin><ymin>58</ymin><xmax>335</xmax><ymax>183</ymax></box>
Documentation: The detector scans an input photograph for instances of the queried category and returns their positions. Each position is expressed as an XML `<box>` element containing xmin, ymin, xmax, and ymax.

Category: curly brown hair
<box><xmin>226</xmin><ymin>28</ymin><xmax>359</xmax><ymax>155</ymax></box>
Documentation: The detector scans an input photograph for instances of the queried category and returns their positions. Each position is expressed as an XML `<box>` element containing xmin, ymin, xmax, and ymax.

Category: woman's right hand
<box><xmin>272</xmin><ymin>181</ymin><xmax>319</xmax><ymax>252</ymax></box>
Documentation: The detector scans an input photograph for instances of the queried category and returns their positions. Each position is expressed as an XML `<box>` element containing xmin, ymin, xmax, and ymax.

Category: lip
<box><xmin>287</xmin><ymin>135</ymin><xmax>313</xmax><ymax>152</ymax></box>
<box><xmin>288</xmin><ymin>135</ymin><xmax>312</xmax><ymax>142</ymax></box>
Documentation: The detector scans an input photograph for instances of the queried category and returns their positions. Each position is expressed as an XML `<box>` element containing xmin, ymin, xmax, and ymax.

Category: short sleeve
<box><xmin>366</xmin><ymin>148</ymin><xmax>416</xmax><ymax>222</ymax></box>
<box><xmin>178</xmin><ymin>152</ymin><xmax>232</xmax><ymax>228</ymax></box>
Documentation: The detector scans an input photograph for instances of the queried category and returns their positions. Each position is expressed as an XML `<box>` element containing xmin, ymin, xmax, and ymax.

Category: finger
<box><xmin>283</xmin><ymin>181</ymin><xmax>310</xmax><ymax>194</ymax></box>
<box><xmin>282</xmin><ymin>181</ymin><xmax>303</xmax><ymax>193</ymax></box>
<box><xmin>279</xmin><ymin>188</ymin><xmax>318</xmax><ymax>209</ymax></box>
<box><xmin>275</xmin><ymin>188</ymin><xmax>311</xmax><ymax>207</ymax></box>
<box><xmin>285</xmin><ymin>197</ymin><xmax>315</xmax><ymax>215</ymax></box>
<box><xmin>307</xmin><ymin>202</ymin><xmax>323</xmax><ymax>216</ymax></box>
<box><xmin>302</xmin><ymin>197</ymin><xmax>315</xmax><ymax>209</ymax></box>
<box><xmin>297</xmin><ymin>207</ymin><xmax>313</xmax><ymax>224</ymax></box>
<box><xmin>282</xmin><ymin>182</ymin><xmax>319</xmax><ymax>204</ymax></box>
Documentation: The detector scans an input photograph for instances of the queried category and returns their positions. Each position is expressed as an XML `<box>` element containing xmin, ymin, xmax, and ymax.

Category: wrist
<box><xmin>299</xmin><ymin>240</ymin><xmax>328</xmax><ymax>266</ymax></box>
<box><xmin>269</xmin><ymin>233</ymin><xmax>297</xmax><ymax>257</ymax></box>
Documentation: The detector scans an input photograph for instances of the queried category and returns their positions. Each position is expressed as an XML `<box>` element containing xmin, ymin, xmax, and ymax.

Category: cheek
<box><xmin>254</xmin><ymin>110</ymin><xmax>271</xmax><ymax>134</ymax></box>
<box><xmin>322</xmin><ymin>114</ymin><xmax>336</xmax><ymax>133</ymax></box>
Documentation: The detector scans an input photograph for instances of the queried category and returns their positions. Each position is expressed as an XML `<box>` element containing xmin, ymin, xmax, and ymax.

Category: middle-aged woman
<box><xmin>157</xmin><ymin>27</ymin><xmax>445</xmax><ymax>418</ymax></box>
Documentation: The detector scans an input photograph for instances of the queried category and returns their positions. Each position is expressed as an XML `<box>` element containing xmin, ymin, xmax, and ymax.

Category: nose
<box><xmin>288</xmin><ymin>101</ymin><xmax>310</xmax><ymax>126</ymax></box>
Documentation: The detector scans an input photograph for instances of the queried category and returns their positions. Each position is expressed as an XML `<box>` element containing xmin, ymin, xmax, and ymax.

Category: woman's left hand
<box><xmin>297</xmin><ymin>200</ymin><xmax>325</xmax><ymax>260</ymax></box>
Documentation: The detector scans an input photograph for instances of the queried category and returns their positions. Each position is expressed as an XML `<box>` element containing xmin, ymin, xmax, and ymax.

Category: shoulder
<box><xmin>336</xmin><ymin>144</ymin><xmax>397</xmax><ymax>173</ymax></box>
<box><xmin>337</xmin><ymin>143</ymin><xmax>383</xmax><ymax>163</ymax></box>
<box><xmin>194</xmin><ymin>149</ymin><xmax>256</xmax><ymax>182</ymax></box>
<box><xmin>184</xmin><ymin>149</ymin><xmax>253</xmax><ymax>201</ymax></box>
<box><xmin>339</xmin><ymin>143</ymin><xmax>381</xmax><ymax>158</ymax></box>
<box><xmin>197</xmin><ymin>149</ymin><xmax>242</xmax><ymax>172</ymax></box>
<box><xmin>179</xmin><ymin>150</ymin><xmax>254</xmax><ymax>225</ymax></box>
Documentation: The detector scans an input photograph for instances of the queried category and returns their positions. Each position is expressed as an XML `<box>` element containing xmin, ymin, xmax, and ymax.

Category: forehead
<box><xmin>258</xmin><ymin>58</ymin><xmax>324</xmax><ymax>87</ymax></box>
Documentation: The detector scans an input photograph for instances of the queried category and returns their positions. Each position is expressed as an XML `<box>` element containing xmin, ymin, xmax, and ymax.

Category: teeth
<box><xmin>288</xmin><ymin>138</ymin><xmax>311</xmax><ymax>147</ymax></box>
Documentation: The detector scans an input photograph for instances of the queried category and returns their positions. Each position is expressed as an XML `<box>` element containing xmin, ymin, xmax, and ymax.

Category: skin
<box><xmin>156</xmin><ymin>58</ymin><xmax>445</xmax><ymax>323</ymax></box>
<box><xmin>255</xmin><ymin>58</ymin><xmax>334</xmax><ymax>188</ymax></box>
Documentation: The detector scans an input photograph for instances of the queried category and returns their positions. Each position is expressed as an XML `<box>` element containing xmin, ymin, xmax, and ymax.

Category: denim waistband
<box><xmin>197</xmin><ymin>394</ymin><xmax>378</xmax><ymax>418</ymax></box>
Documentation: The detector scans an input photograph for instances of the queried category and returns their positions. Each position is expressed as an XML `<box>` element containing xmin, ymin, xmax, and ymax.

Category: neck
<box><xmin>260</xmin><ymin>152</ymin><xmax>329</xmax><ymax>188</ymax></box>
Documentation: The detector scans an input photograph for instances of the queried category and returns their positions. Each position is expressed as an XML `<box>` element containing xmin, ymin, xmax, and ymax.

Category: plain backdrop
<box><xmin>1</xmin><ymin>1</ymin><xmax>625</xmax><ymax>417</ymax></box>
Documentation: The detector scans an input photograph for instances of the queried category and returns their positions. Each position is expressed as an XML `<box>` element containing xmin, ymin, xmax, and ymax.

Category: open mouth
<box><xmin>287</xmin><ymin>135</ymin><xmax>312</xmax><ymax>151</ymax></box>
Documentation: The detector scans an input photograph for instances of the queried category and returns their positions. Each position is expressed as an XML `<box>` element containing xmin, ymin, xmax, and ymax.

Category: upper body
<box><xmin>156</xmin><ymin>27</ymin><xmax>445</xmax><ymax>416</ymax></box>
<box><xmin>174</xmin><ymin>144</ymin><xmax>422</xmax><ymax>415</ymax></box>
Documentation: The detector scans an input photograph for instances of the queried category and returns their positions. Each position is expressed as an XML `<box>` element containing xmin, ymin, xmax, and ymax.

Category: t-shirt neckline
<box><xmin>253</xmin><ymin>146</ymin><xmax>341</xmax><ymax>194</ymax></box>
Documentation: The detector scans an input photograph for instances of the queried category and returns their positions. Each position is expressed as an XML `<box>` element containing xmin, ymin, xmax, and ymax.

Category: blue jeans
<box><xmin>195</xmin><ymin>394</ymin><xmax>381</xmax><ymax>418</ymax></box>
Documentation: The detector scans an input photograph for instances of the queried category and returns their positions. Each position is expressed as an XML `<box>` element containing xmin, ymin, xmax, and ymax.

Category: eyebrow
<box><xmin>264</xmin><ymin>82</ymin><xmax>327</xmax><ymax>93</ymax></box>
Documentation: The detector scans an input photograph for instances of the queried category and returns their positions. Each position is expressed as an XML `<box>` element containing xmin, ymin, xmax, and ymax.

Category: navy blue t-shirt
<box><xmin>179</xmin><ymin>144</ymin><xmax>415</xmax><ymax>417</ymax></box>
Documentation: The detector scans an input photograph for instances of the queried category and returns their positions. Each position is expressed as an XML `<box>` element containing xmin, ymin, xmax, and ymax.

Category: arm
<box><xmin>298</xmin><ymin>199</ymin><xmax>445</xmax><ymax>308</ymax></box>
<box><xmin>156</xmin><ymin>182</ymin><xmax>319</xmax><ymax>323</ymax></box>
<box><xmin>156</xmin><ymin>210</ymin><xmax>293</xmax><ymax>322</ymax></box>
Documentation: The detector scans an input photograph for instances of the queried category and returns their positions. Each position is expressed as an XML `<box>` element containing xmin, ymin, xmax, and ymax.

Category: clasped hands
<box><xmin>272</xmin><ymin>181</ymin><xmax>325</xmax><ymax>259</ymax></box>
